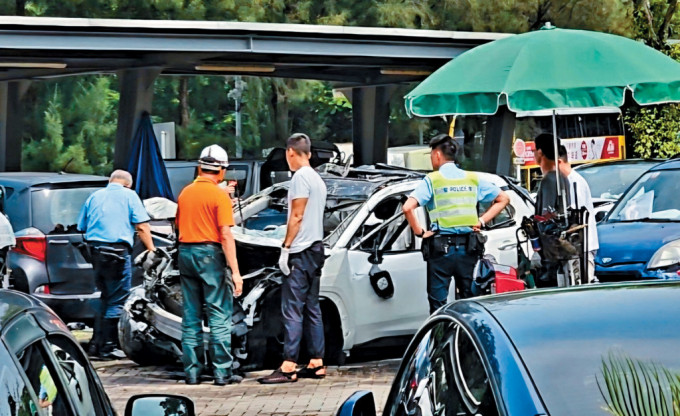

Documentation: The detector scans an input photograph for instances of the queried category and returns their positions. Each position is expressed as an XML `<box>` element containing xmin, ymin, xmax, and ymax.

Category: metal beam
<box><xmin>482</xmin><ymin>106</ymin><xmax>516</xmax><ymax>176</ymax></box>
<box><xmin>0</xmin><ymin>81</ymin><xmax>29</xmax><ymax>171</ymax></box>
<box><xmin>352</xmin><ymin>86</ymin><xmax>396</xmax><ymax>166</ymax></box>
<box><xmin>113</xmin><ymin>68</ymin><xmax>162</xmax><ymax>170</ymax></box>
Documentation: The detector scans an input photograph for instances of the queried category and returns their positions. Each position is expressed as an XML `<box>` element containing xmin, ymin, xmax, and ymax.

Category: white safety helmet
<box><xmin>199</xmin><ymin>144</ymin><xmax>229</xmax><ymax>171</ymax></box>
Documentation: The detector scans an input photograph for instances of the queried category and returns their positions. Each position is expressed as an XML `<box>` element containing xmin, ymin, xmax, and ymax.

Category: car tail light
<box><xmin>34</xmin><ymin>284</ymin><xmax>50</xmax><ymax>295</ymax></box>
<box><xmin>13</xmin><ymin>228</ymin><xmax>46</xmax><ymax>262</ymax></box>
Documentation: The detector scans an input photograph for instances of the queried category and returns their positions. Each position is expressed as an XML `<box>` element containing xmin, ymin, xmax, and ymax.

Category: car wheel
<box><xmin>118</xmin><ymin>308</ymin><xmax>177</xmax><ymax>366</ymax></box>
<box><xmin>322</xmin><ymin>302</ymin><xmax>346</xmax><ymax>366</ymax></box>
<box><xmin>243</xmin><ymin>286</ymin><xmax>284</xmax><ymax>370</ymax></box>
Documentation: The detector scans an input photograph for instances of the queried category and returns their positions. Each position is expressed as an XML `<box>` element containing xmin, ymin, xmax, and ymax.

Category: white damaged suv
<box><xmin>121</xmin><ymin>165</ymin><xmax>533</xmax><ymax>369</ymax></box>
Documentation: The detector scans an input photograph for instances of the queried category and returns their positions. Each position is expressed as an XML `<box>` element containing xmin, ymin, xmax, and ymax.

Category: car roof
<box><xmin>0</xmin><ymin>172</ymin><xmax>108</xmax><ymax>188</ymax></box>
<box><xmin>649</xmin><ymin>159</ymin><xmax>680</xmax><ymax>171</ymax></box>
<box><xmin>453</xmin><ymin>281</ymin><xmax>679</xmax><ymax>343</ymax></box>
<box><xmin>0</xmin><ymin>289</ymin><xmax>48</xmax><ymax>330</ymax></box>
<box><xmin>574</xmin><ymin>158</ymin><xmax>665</xmax><ymax>170</ymax></box>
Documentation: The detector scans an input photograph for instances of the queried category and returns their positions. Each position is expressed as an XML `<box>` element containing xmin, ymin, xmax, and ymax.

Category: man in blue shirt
<box><xmin>77</xmin><ymin>169</ymin><xmax>156</xmax><ymax>359</ymax></box>
<box><xmin>403</xmin><ymin>134</ymin><xmax>510</xmax><ymax>312</ymax></box>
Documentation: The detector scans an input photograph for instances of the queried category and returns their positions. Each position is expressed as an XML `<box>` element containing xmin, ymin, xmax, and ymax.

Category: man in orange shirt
<box><xmin>175</xmin><ymin>144</ymin><xmax>243</xmax><ymax>386</ymax></box>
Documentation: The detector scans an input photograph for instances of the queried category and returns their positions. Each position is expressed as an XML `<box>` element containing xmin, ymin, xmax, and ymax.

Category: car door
<box><xmin>481</xmin><ymin>189</ymin><xmax>533</xmax><ymax>268</ymax></box>
<box><xmin>3</xmin><ymin>312</ymin><xmax>113</xmax><ymax>416</ymax></box>
<box><xmin>345</xmin><ymin>195</ymin><xmax>430</xmax><ymax>344</ymax></box>
<box><xmin>383</xmin><ymin>319</ymin><xmax>501</xmax><ymax>416</ymax></box>
<box><xmin>0</xmin><ymin>336</ymin><xmax>42</xmax><ymax>416</ymax></box>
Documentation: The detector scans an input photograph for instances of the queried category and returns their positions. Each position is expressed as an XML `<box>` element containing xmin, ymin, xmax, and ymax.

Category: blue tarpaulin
<box><xmin>126</xmin><ymin>112</ymin><xmax>175</xmax><ymax>201</ymax></box>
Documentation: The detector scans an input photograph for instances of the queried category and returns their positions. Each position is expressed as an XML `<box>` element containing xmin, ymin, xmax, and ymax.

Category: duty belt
<box><xmin>437</xmin><ymin>234</ymin><xmax>470</xmax><ymax>246</ymax></box>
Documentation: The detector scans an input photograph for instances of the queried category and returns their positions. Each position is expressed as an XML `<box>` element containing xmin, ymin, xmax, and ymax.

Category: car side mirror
<box><xmin>368</xmin><ymin>244</ymin><xmax>383</xmax><ymax>265</ymax></box>
<box><xmin>337</xmin><ymin>390</ymin><xmax>376</xmax><ymax>416</ymax></box>
<box><xmin>125</xmin><ymin>394</ymin><xmax>195</xmax><ymax>416</ymax></box>
<box><xmin>595</xmin><ymin>211</ymin><xmax>607</xmax><ymax>222</ymax></box>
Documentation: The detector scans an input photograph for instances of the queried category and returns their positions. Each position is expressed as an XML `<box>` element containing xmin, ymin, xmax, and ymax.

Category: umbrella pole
<box><xmin>551</xmin><ymin>110</ymin><xmax>567</xmax><ymax>218</ymax></box>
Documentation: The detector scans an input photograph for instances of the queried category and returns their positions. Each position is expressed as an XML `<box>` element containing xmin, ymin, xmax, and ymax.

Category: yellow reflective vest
<box><xmin>39</xmin><ymin>365</ymin><xmax>58</xmax><ymax>403</ymax></box>
<box><xmin>427</xmin><ymin>171</ymin><xmax>479</xmax><ymax>228</ymax></box>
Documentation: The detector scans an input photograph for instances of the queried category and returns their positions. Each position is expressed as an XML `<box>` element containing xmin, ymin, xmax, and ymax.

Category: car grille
<box><xmin>596</xmin><ymin>269</ymin><xmax>642</xmax><ymax>282</ymax></box>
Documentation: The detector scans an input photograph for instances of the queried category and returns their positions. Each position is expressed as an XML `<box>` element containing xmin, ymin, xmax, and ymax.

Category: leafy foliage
<box><xmin>624</xmin><ymin>105</ymin><xmax>680</xmax><ymax>158</ymax></box>
<box><xmin>598</xmin><ymin>352</ymin><xmax>680</xmax><ymax>415</ymax></box>
<box><xmin>23</xmin><ymin>77</ymin><xmax>118</xmax><ymax>174</ymax></box>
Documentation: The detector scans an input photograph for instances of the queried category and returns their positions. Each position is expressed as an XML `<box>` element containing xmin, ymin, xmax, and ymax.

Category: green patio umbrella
<box><xmin>405</xmin><ymin>24</ymin><xmax>680</xmax><ymax>215</ymax></box>
<box><xmin>405</xmin><ymin>24</ymin><xmax>680</xmax><ymax>117</ymax></box>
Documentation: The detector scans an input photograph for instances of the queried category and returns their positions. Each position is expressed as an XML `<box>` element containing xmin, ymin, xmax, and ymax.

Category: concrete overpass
<box><xmin>0</xmin><ymin>16</ymin><xmax>510</xmax><ymax>171</ymax></box>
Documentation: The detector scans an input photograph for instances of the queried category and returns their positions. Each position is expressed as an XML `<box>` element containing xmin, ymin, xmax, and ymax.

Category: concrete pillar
<box><xmin>352</xmin><ymin>86</ymin><xmax>395</xmax><ymax>166</ymax></box>
<box><xmin>0</xmin><ymin>81</ymin><xmax>30</xmax><ymax>172</ymax></box>
<box><xmin>482</xmin><ymin>105</ymin><xmax>516</xmax><ymax>176</ymax></box>
<box><xmin>114</xmin><ymin>68</ymin><xmax>162</xmax><ymax>170</ymax></box>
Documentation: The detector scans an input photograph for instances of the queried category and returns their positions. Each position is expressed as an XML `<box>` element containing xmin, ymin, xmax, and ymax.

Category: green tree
<box><xmin>624</xmin><ymin>0</ymin><xmax>680</xmax><ymax>158</ymax></box>
<box><xmin>22</xmin><ymin>77</ymin><xmax>118</xmax><ymax>174</ymax></box>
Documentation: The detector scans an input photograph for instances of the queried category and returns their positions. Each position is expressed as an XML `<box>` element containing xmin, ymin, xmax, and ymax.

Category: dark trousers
<box><xmin>282</xmin><ymin>241</ymin><xmax>326</xmax><ymax>363</ymax></box>
<box><xmin>178</xmin><ymin>244</ymin><xmax>234</xmax><ymax>379</ymax></box>
<box><xmin>90</xmin><ymin>242</ymin><xmax>131</xmax><ymax>351</ymax></box>
<box><xmin>92</xmin><ymin>243</ymin><xmax>132</xmax><ymax>320</ymax></box>
<box><xmin>426</xmin><ymin>244</ymin><xmax>477</xmax><ymax>314</ymax></box>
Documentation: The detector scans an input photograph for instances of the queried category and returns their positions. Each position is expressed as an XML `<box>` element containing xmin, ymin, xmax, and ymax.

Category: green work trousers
<box><xmin>178</xmin><ymin>243</ymin><xmax>234</xmax><ymax>379</ymax></box>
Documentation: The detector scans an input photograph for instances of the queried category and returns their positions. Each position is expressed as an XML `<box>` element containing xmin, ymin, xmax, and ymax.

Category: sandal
<box><xmin>297</xmin><ymin>366</ymin><xmax>326</xmax><ymax>379</ymax></box>
<box><xmin>257</xmin><ymin>368</ymin><xmax>298</xmax><ymax>384</ymax></box>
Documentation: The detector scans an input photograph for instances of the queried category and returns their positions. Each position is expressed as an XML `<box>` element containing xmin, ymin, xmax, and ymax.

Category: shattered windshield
<box><xmin>608</xmin><ymin>170</ymin><xmax>680</xmax><ymax>222</ymax></box>
<box><xmin>234</xmin><ymin>177</ymin><xmax>379</xmax><ymax>245</ymax></box>
<box><xmin>577</xmin><ymin>161</ymin><xmax>658</xmax><ymax>200</ymax></box>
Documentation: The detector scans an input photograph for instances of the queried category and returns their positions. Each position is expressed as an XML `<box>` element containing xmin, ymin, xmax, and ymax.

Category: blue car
<box><xmin>337</xmin><ymin>282</ymin><xmax>680</xmax><ymax>416</ymax></box>
<box><xmin>595</xmin><ymin>159</ymin><xmax>680</xmax><ymax>281</ymax></box>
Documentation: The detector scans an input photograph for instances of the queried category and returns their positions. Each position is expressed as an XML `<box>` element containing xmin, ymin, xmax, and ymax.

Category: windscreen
<box><xmin>31</xmin><ymin>186</ymin><xmax>103</xmax><ymax>234</ymax></box>
<box><xmin>607</xmin><ymin>169</ymin><xmax>680</xmax><ymax>222</ymax></box>
<box><xmin>236</xmin><ymin>177</ymin><xmax>377</xmax><ymax>244</ymax></box>
<box><xmin>577</xmin><ymin>162</ymin><xmax>657</xmax><ymax>200</ymax></box>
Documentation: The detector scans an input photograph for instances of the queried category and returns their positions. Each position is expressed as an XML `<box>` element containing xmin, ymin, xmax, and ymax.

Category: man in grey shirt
<box><xmin>259</xmin><ymin>133</ymin><xmax>328</xmax><ymax>384</ymax></box>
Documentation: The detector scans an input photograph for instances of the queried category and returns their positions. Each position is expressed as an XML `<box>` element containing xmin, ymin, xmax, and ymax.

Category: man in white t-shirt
<box><xmin>558</xmin><ymin>145</ymin><xmax>599</xmax><ymax>283</ymax></box>
<box><xmin>259</xmin><ymin>133</ymin><xmax>328</xmax><ymax>384</ymax></box>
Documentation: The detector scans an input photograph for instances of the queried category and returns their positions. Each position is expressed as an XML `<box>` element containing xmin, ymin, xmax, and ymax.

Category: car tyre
<box><xmin>322</xmin><ymin>302</ymin><xmax>346</xmax><ymax>366</ymax></box>
<box><xmin>118</xmin><ymin>308</ymin><xmax>177</xmax><ymax>366</ymax></box>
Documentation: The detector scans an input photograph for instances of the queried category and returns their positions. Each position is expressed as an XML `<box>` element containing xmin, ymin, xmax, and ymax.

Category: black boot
<box><xmin>87</xmin><ymin>315</ymin><xmax>103</xmax><ymax>357</ymax></box>
<box><xmin>98</xmin><ymin>318</ymin><xmax>125</xmax><ymax>360</ymax></box>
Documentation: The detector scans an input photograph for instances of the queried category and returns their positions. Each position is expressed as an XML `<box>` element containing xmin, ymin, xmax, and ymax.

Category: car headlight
<box><xmin>647</xmin><ymin>240</ymin><xmax>680</xmax><ymax>269</ymax></box>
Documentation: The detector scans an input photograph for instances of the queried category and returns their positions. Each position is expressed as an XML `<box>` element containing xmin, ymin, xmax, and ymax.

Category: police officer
<box><xmin>175</xmin><ymin>144</ymin><xmax>243</xmax><ymax>385</ymax></box>
<box><xmin>403</xmin><ymin>134</ymin><xmax>510</xmax><ymax>313</ymax></box>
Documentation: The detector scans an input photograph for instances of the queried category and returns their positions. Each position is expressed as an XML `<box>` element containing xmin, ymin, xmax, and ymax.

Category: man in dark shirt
<box><xmin>533</xmin><ymin>133</ymin><xmax>576</xmax><ymax>287</ymax></box>
<box><xmin>534</xmin><ymin>133</ymin><xmax>570</xmax><ymax>216</ymax></box>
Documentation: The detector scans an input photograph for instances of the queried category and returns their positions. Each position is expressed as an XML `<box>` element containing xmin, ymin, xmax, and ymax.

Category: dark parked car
<box><xmin>0</xmin><ymin>288</ymin><xmax>194</xmax><ymax>415</ymax></box>
<box><xmin>164</xmin><ymin>142</ymin><xmax>342</xmax><ymax>201</ymax></box>
<box><xmin>596</xmin><ymin>159</ymin><xmax>680</xmax><ymax>281</ymax></box>
<box><xmin>164</xmin><ymin>159</ymin><xmax>263</xmax><ymax>200</ymax></box>
<box><xmin>0</xmin><ymin>173</ymin><xmax>108</xmax><ymax>323</ymax></box>
<box><xmin>338</xmin><ymin>281</ymin><xmax>680</xmax><ymax>416</ymax></box>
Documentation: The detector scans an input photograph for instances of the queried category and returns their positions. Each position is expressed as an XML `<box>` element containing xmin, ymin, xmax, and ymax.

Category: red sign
<box><xmin>580</xmin><ymin>141</ymin><xmax>588</xmax><ymax>160</ymax></box>
<box><xmin>513</xmin><ymin>139</ymin><xmax>526</xmax><ymax>157</ymax></box>
<box><xmin>522</xmin><ymin>142</ymin><xmax>536</xmax><ymax>165</ymax></box>
<box><xmin>522</xmin><ymin>135</ymin><xmax>624</xmax><ymax>168</ymax></box>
